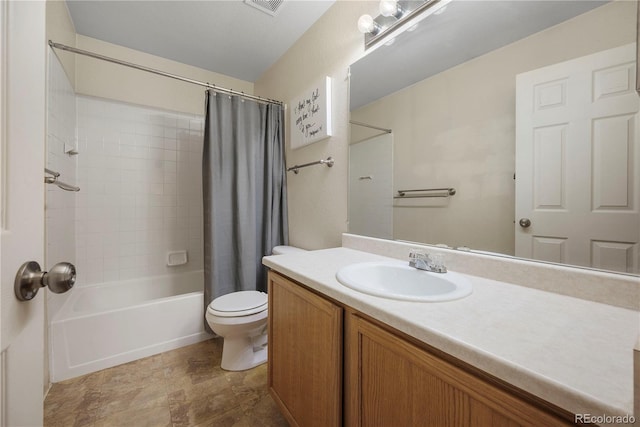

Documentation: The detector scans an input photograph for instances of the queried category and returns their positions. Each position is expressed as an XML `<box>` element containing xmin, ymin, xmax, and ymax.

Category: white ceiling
<box><xmin>65</xmin><ymin>0</ymin><xmax>336</xmax><ymax>82</ymax></box>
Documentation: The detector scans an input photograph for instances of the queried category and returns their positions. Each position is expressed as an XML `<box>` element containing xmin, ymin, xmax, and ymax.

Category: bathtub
<box><xmin>50</xmin><ymin>270</ymin><xmax>210</xmax><ymax>382</ymax></box>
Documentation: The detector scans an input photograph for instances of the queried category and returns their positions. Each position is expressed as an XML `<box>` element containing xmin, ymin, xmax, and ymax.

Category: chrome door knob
<box><xmin>519</xmin><ymin>218</ymin><xmax>532</xmax><ymax>228</ymax></box>
<box><xmin>14</xmin><ymin>261</ymin><xmax>76</xmax><ymax>301</ymax></box>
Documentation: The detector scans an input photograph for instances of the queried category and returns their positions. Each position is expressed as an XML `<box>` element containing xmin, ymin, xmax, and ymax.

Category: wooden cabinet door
<box><xmin>268</xmin><ymin>271</ymin><xmax>343</xmax><ymax>427</ymax></box>
<box><xmin>345</xmin><ymin>313</ymin><xmax>573</xmax><ymax>427</ymax></box>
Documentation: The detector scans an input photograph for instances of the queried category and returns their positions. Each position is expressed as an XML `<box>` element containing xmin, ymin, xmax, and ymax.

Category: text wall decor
<box><xmin>290</xmin><ymin>76</ymin><xmax>332</xmax><ymax>149</ymax></box>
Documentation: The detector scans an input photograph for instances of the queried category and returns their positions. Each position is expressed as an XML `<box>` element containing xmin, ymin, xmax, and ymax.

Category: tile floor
<box><xmin>44</xmin><ymin>338</ymin><xmax>289</xmax><ymax>427</ymax></box>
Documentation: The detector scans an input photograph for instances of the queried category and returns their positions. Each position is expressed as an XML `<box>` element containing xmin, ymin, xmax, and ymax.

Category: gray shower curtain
<box><xmin>203</xmin><ymin>90</ymin><xmax>288</xmax><ymax>328</ymax></box>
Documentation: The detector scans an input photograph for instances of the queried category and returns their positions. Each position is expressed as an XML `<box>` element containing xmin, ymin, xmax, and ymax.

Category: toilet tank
<box><xmin>272</xmin><ymin>245</ymin><xmax>306</xmax><ymax>255</ymax></box>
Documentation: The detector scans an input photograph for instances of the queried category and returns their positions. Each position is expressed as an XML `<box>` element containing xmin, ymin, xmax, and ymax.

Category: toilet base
<box><xmin>220</xmin><ymin>334</ymin><xmax>268</xmax><ymax>371</ymax></box>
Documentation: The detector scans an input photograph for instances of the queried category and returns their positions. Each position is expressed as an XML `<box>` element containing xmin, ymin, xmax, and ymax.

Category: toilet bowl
<box><xmin>206</xmin><ymin>245</ymin><xmax>306</xmax><ymax>371</ymax></box>
<box><xmin>206</xmin><ymin>290</ymin><xmax>268</xmax><ymax>371</ymax></box>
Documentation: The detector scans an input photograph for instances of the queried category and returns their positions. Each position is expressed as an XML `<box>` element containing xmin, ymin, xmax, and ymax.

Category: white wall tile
<box><xmin>76</xmin><ymin>95</ymin><xmax>204</xmax><ymax>284</ymax></box>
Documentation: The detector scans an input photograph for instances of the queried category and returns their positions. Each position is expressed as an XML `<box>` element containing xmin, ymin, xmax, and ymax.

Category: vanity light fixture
<box><xmin>358</xmin><ymin>0</ymin><xmax>452</xmax><ymax>51</ymax></box>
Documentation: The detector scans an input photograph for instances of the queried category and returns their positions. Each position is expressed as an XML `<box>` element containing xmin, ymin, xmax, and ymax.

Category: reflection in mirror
<box><xmin>349</xmin><ymin>130</ymin><xmax>394</xmax><ymax>239</ymax></box>
<box><xmin>349</xmin><ymin>1</ymin><xmax>639</xmax><ymax>275</ymax></box>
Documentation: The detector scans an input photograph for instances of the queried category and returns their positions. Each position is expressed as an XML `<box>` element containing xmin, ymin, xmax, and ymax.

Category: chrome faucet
<box><xmin>408</xmin><ymin>249</ymin><xmax>447</xmax><ymax>273</ymax></box>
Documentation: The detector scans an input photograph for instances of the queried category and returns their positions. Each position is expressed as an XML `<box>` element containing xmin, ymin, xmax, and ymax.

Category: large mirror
<box><xmin>349</xmin><ymin>0</ymin><xmax>639</xmax><ymax>275</ymax></box>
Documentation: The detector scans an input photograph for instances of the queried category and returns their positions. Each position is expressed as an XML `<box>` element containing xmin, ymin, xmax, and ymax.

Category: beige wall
<box><xmin>46</xmin><ymin>0</ymin><xmax>76</xmax><ymax>86</ymax></box>
<box><xmin>75</xmin><ymin>35</ymin><xmax>254</xmax><ymax>115</ymax></box>
<box><xmin>351</xmin><ymin>1</ymin><xmax>636</xmax><ymax>254</ymax></box>
<box><xmin>255</xmin><ymin>0</ymin><xmax>378</xmax><ymax>250</ymax></box>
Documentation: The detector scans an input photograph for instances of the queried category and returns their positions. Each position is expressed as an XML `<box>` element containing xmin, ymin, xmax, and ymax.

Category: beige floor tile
<box><xmin>44</xmin><ymin>371</ymin><xmax>104</xmax><ymax>426</ymax></box>
<box><xmin>44</xmin><ymin>339</ymin><xmax>287</xmax><ymax>427</ymax></box>
<box><xmin>93</xmin><ymin>405</ymin><xmax>172</xmax><ymax>427</ymax></box>
<box><xmin>167</xmin><ymin>374</ymin><xmax>231</xmax><ymax>404</ymax></box>
<box><xmin>97</xmin><ymin>381</ymin><xmax>169</xmax><ymax>419</ymax></box>
<box><xmin>164</xmin><ymin>359</ymin><xmax>225</xmax><ymax>391</ymax></box>
<box><xmin>192</xmin><ymin>405</ymin><xmax>250</xmax><ymax>427</ymax></box>
<box><xmin>169</xmin><ymin>385</ymin><xmax>240</xmax><ymax>426</ymax></box>
<box><xmin>225</xmin><ymin>362</ymin><xmax>269</xmax><ymax>403</ymax></box>
<box><xmin>241</xmin><ymin>391</ymin><xmax>289</xmax><ymax>427</ymax></box>
<box><xmin>161</xmin><ymin>339</ymin><xmax>221</xmax><ymax>367</ymax></box>
<box><xmin>101</xmin><ymin>357</ymin><xmax>166</xmax><ymax>388</ymax></box>
<box><xmin>44</xmin><ymin>408</ymin><xmax>97</xmax><ymax>427</ymax></box>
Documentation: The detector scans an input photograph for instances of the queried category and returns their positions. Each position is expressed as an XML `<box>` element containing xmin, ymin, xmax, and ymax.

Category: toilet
<box><xmin>206</xmin><ymin>245</ymin><xmax>306</xmax><ymax>371</ymax></box>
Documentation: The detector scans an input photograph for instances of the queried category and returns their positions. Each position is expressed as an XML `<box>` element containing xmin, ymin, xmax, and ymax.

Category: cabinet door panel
<box><xmin>358</xmin><ymin>322</ymin><xmax>467</xmax><ymax>427</ymax></box>
<box><xmin>470</xmin><ymin>399</ymin><xmax>522</xmax><ymax>427</ymax></box>
<box><xmin>346</xmin><ymin>313</ymin><xmax>573</xmax><ymax>427</ymax></box>
<box><xmin>361</xmin><ymin>336</ymin><xmax>467</xmax><ymax>427</ymax></box>
<box><xmin>412</xmin><ymin>367</ymin><xmax>468</xmax><ymax>426</ymax></box>
<box><xmin>360</xmin><ymin>336</ymin><xmax>412</xmax><ymax>426</ymax></box>
<box><xmin>268</xmin><ymin>272</ymin><xmax>342</xmax><ymax>427</ymax></box>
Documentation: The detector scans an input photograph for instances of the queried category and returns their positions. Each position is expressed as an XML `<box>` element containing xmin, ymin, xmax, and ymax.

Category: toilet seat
<box><xmin>208</xmin><ymin>291</ymin><xmax>267</xmax><ymax>317</ymax></box>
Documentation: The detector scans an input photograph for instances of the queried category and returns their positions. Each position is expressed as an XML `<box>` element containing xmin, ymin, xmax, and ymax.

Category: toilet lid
<box><xmin>208</xmin><ymin>291</ymin><xmax>268</xmax><ymax>317</ymax></box>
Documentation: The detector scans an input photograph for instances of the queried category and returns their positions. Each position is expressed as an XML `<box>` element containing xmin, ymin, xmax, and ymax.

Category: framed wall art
<box><xmin>290</xmin><ymin>76</ymin><xmax>332</xmax><ymax>149</ymax></box>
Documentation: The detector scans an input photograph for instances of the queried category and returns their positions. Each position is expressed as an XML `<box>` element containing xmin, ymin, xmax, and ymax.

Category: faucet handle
<box><xmin>430</xmin><ymin>253</ymin><xmax>447</xmax><ymax>273</ymax></box>
<box><xmin>409</xmin><ymin>249</ymin><xmax>424</xmax><ymax>268</ymax></box>
<box><xmin>409</xmin><ymin>249</ymin><xmax>427</xmax><ymax>260</ymax></box>
<box><xmin>408</xmin><ymin>249</ymin><xmax>434</xmax><ymax>270</ymax></box>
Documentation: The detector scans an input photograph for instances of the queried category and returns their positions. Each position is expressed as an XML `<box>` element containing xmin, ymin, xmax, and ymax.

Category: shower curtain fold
<box><xmin>202</xmin><ymin>90</ymin><xmax>288</xmax><ymax>332</ymax></box>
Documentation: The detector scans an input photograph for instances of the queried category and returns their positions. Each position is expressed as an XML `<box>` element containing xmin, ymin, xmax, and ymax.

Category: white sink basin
<box><xmin>336</xmin><ymin>261</ymin><xmax>473</xmax><ymax>302</ymax></box>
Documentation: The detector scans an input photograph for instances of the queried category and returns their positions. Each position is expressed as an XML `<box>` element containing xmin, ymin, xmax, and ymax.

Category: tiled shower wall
<box><xmin>46</xmin><ymin>51</ymin><xmax>77</xmax><ymax>318</ymax></box>
<box><xmin>75</xmin><ymin>96</ymin><xmax>204</xmax><ymax>285</ymax></box>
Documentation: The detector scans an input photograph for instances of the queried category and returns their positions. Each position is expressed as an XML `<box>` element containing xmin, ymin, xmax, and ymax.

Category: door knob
<box><xmin>519</xmin><ymin>218</ymin><xmax>532</xmax><ymax>228</ymax></box>
<box><xmin>14</xmin><ymin>261</ymin><xmax>76</xmax><ymax>301</ymax></box>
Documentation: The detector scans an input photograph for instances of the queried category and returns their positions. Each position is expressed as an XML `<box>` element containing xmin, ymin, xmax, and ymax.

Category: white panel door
<box><xmin>348</xmin><ymin>134</ymin><xmax>393</xmax><ymax>239</ymax></box>
<box><xmin>0</xmin><ymin>2</ymin><xmax>47</xmax><ymax>425</ymax></box>
<box><xmin>516</xmin><ymin>44</ymin><xmax>640</xmax><ymax>273</ymax></box>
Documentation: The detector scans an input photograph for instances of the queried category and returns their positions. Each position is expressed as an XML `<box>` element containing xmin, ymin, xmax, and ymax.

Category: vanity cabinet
<box><xmin>345</xmin><ymin>313</ymin><xmax>573</xmax><ymax>427</ymax></box>
<box><xmin>268</xmin><ymin>271</ymin><xmax>343</xmax><ymax>427</ymax></box>
<box><xmin>268</xmin><ymin>271</ymin><xmax>575</xmax><ymax>427</ymax></box>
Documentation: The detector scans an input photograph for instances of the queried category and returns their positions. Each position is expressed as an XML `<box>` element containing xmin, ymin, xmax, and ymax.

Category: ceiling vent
<box><xmin>244</xmin><ymin>0</ymin><xmax>285</xmax><ymax>16</ymax></box>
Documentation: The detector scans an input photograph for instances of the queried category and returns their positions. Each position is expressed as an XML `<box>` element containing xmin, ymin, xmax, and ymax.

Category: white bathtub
<box><xmin>50</xmin><ymin>270</ymin><xmax>210</xmax><ymax>382</ymax></box>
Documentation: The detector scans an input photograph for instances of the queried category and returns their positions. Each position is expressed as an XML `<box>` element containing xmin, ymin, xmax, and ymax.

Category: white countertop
<box><xmin>263</xmin><ymin>247</ymin><xmax>639</xmax><ymax>419</ymax></box>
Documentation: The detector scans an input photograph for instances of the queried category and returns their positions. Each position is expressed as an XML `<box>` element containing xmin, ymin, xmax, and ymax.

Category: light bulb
<box><xmin>379</xmin><ymin>0</ymin><xmax>399</xmax><ymax>17</ymax></box>
<box><xmin>357</xmin><ymin>14</ymin><xmax>376</xmax><ymax>34</ymax></box>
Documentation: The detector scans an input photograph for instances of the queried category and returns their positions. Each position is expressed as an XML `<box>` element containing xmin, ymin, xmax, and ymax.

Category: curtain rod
<box><xmin>349</xmin><ymin>120</ymin><xmax>392</xmax><ymax>133</ymax></box>
<box><xmin>48</xmin><ymin>40</ymin><xmax>284</xmax><ymax>106</ymax></box>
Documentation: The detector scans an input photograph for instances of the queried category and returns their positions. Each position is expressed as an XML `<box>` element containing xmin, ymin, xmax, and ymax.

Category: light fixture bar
<box><xmin>364</xmin><ymin>0</ymin><xmax>446</xmax><ymax>50</ymax></box>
